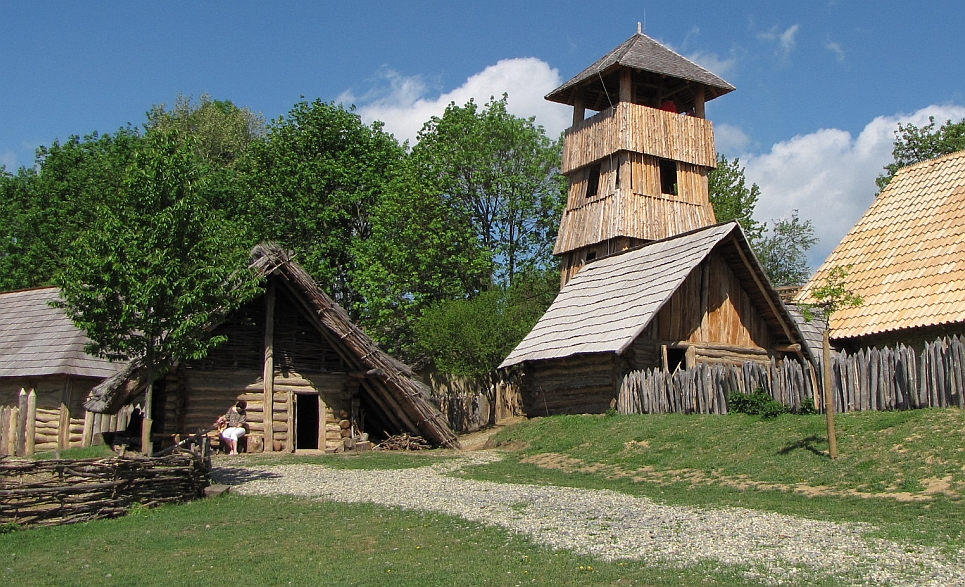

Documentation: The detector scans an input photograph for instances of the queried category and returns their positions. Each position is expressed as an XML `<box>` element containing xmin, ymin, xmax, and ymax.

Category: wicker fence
<box><xmin>618</xmin><ymin>335</ymin><xmax>965</xmax><ymax>415</ymax></box>
<box><xmin>0</xmin><ymin>453</ymin><xmax>210</xmax><ymax>528</ymax></box>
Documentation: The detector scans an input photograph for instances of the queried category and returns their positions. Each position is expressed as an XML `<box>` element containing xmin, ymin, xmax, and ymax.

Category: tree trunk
<box><xmin>824</xmin><ymin>329</ymin><xmax>838</xmax><ymax>459</ymax></box>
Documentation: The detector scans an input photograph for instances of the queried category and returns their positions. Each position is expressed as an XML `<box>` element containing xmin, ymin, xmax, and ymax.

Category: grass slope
<box><xmin>467</xmin><ymin>409</ymin><xmax>965</xmax><ymax>550</ymax></box>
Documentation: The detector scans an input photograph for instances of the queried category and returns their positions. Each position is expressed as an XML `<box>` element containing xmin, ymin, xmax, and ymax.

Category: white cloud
<box><xmin>742</xmin><ymin>104</ymin><xmax>965</xmax><ymax>268</ymax></box>
<box><xmin>687</xmin><ymin>51</ymin><xmax>737</xmax><ymax>79</ymax></box>
<box><xmin>758</xmin><ymin>24</ymin><xmax>799</xmax><ymax>59</ymax></box>
<box><xmin>345</xmin><ymin>58</ymin><xmax>570</xmax><ymax>145</ymax></box>
<box><xmin>825</xmin><ymin>39</ymin><xmax>845</xmax><ymax>63</ymax></box>
<box><xmin>714</xmin><ymin>123</ymin><xmax>752</xmax><ymax>154</ymax></box>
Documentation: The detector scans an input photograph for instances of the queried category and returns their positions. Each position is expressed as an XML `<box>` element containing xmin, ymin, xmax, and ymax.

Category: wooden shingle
<box><xmin>0</xmin><ymin>287</ymin><xmax>120</xmax><ymax>379</ymax></box>
<box><xmin>797</xmin><ymin>150</ymin><xmax>965</xmax><ymax>340</ymax></box>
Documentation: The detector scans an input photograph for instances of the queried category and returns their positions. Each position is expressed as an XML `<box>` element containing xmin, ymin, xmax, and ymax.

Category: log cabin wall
<box><xmin>0</xmin><ymin>376</ymin><xmax>99</xmax><ymax>453</ymax></box>
<box><xmin>523</xmin><ymin>354</ymin><xmax>620</xmax><ymax>416</ymax></box>
<box><xmin>166</xmin><ymin>288</ymin><xmax>355</xmax><ymax>452</ymax></box>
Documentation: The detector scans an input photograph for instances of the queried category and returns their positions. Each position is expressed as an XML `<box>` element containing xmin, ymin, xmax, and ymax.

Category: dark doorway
<box><xmin>667</xmin><ymin>347</ymin><xmax>687</xmax><ymax>373</ymax></box>
<box><xmin>295</xmin><ymin>393</ymin><xmax>319</xmax><ymax>450</ymax></box>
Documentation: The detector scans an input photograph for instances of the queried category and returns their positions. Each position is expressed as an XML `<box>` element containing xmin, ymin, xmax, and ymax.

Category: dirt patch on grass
<box><xmin>521</xmin><ymin>452</ymin><xmax>961</xmax><ymax>501</ymax></box>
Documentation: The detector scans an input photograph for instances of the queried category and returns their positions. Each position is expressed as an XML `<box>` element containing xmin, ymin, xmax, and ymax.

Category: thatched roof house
<box><xmin>85</xmin><ymin>244</ymin><xmax>459</xmax><ymax>451</ymax></box>
<box><xmin>796</xmin><ymin>150</ymin><xmax>965</xmax><ymax>350</ymax></box>
<box><xmin>0</xmin><ymin>287</ymin><xmax>123</xmax><ymax>454</ymax></box>
<box><xmin>499</xmin><ymin>222</ymin><xmax>814</xmax><ymax>416</ymax></box>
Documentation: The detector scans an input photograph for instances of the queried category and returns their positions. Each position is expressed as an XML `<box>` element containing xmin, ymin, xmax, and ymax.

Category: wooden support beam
<box><xmin>572</xmin><ymin>89</ymin><xmax>585</xmax><ymax>126</ymax></box>
<box><xmin>82</xmin><ymin>409</ymin><xmax>94</xmax><ymax>447</ymax></box>
<box><xmin>263</xmin><ymin>281</ymin><xmax>276</xmax><ymax>451</ymax></box>
<box><xmin>775</xmin><ymin>343</ymin><xmax>802</xmax><ymax>353</ymax></box>
<box><xmin>693</xmin><ymin>85</ymin><xmax>706</xmax><ymax>119</ymax></box>
<box><xmin>620</xmin><ymin>69</ymin><xmax>632</xmax><ymax>103</ymax></box>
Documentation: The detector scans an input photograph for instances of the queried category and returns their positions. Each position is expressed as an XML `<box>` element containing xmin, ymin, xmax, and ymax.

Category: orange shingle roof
<box><xmin>796</xmin><ymin>150</ymin><xmax>965</xmax><ymax>340</ymax></box>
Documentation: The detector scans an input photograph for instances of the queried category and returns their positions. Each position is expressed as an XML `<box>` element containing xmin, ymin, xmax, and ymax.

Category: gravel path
<box><xmin>212</xmin><ymin>452</ymin><xmax>965</xmax><ymax>586</ymax></box>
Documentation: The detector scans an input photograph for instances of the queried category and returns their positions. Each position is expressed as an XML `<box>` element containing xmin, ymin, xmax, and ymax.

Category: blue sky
<box><xmin>3</xmin><ymin>1</ymin><xmax>964</xmax><ymax>267</ymax></box>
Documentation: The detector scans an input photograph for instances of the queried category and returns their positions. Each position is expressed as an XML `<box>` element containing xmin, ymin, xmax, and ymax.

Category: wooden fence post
<box><xmin>16</xmin><ymin>389</ymin><xmax>28</xmax><ymax>456</ymax></box>
<box><xmin>25</xmin><ymin>390</ymin><xmax>37</xmax><ymax>456</ymax></box>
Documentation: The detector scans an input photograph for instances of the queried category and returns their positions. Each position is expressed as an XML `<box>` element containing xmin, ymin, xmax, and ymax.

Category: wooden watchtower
<box><xmin>549</xmin><ymin>28</ymin><xmax>735</xmax><ymax>285</ymax></box>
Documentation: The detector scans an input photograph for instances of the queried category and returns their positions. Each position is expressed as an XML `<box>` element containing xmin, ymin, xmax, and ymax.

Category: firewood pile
<box><xmin>374</xmin><ymin>433</ymin><xmax>431</xmax><ymax>451</ymax></box>
<box><xmin>0</xmin><ymin>453</ymin><xmax>210</xmax><ymax>529</ymax></box>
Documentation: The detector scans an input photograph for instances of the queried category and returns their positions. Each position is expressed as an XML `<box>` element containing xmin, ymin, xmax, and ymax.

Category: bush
<box><xmin>796</xmin><ymin>397</ymin><xmax>818</xmax><ymax>415</ymax></box>
<box><xmin>728</xmin><ymin>389</ymin><xmax>788</xmax><ymax>418</ymax></box>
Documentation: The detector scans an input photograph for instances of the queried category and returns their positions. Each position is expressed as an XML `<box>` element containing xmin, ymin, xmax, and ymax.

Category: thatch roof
<box><xmin>500</xmin><ymin>222</ymin><xmax>814</xmax><ymax>368</ymax></box>
<box><xmin>545</xmin><ymin>32</ymin><xmax>735</xmax><ymax>111</ymax></box>
<box><xmin>796</xmin><ymin>150</ymin><xmax>965</xmax><ymax>341</ymax></box>
<box><xmin>85</xmin><ymin>244</ymin><xmax>459</xmax><ymax>449</ymax></box>
<box><xmin>0</xmin><ymin>287</ymin><xmax>122</xmax><ymax>379</ymax></box>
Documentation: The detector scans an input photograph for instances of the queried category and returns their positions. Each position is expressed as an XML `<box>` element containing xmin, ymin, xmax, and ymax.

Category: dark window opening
<box><xmin>667</xmin><ymin>347</ymin><xmax>687</xmax><ymax>373</ymax></box>
<box><xmin>585</xmin><ymin>252</ymin><xmax>597</xmax><ymax>262</ymax></box>
<box><xmin>659</xmin><ymin>159</ymin><xmax>678</xmax><ymax>195</ymax></box>
<box><xmin>586</xmin><ymin>163</ymin><xmax>601</xmax><ymax>198</ymax></box>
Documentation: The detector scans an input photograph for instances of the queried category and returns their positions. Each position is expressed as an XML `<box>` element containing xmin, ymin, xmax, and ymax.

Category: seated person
<box><xmin>217</xmin><ymin>401</ymin><xmax>247</xmax><ymax>455</ymax></box>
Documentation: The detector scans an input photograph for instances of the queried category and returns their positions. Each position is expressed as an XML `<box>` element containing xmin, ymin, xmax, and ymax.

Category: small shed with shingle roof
<box><xmin>0</xmin><ymin>287</ymin><xmax>124</xmax><ymax>454</ymax></box>
<box><xmin>796</xmin><ymin>150</ymin><xmax>965</xmax><ymax>350</ymax></box>
<box><xmin>499</xmin><ymin>222</ymin><xmax>813</xmax><ymax>416</ymax></box>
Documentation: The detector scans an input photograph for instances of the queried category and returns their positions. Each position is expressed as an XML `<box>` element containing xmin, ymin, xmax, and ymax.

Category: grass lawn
<box><xmin>2</xmin><ymin>495</ymin><xmax>763</xmax><ymax>587</ymax></box>
<box><xmin>3</xmin><ymin>408</ymin><xmax>964</xmax><ymax>585</ymax></box>
<box><xmin>466</xmin><ymin>408</ymin><xmax>965</xmax><ymax>551</ymax></box>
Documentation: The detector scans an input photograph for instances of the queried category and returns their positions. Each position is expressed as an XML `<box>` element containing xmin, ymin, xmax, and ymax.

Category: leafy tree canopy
<box><xmin>0</xmin><ymin>128</ymin><xmax>143</xmax><ymax>291</ymax></box>
<box><xmin>354</xmin><ymin>95</ymin><xmax>564</xmax><ymax>355</ymax></box>
<box><xmin>55</xmin><ymin>129</ymin><xmax>261</xmax><ymax>368</ymax></box>
<box><xmin>877</xmin><ymin>117</ymin><xmax>965</xmax><ymax>192</ymax></box>
<box><xmin>412</xmin><ymin>268</ymin><xmax>560</xmax><ymax>376</ymax></box>
<box><xmin>708</xmin><ymin>153</ymin><xmax>764</xmax><ymax>242</ymax></box>
<box><xmin>146</xmin><ymin>93</ymin><xmax>266</xmax><ymax>166</ymax></box>
<box><xmin>409</xmin><ymin>95</ymin><xmax>566</xmax><ymax>286</ymax></box>
<box><xmin>754</xmin><ymin>211</ymin><xmax>817</xmax><ymax>287</ymax></box>
<box><xmin>238</xmin><ymin>99</ymin><xmax>405</xmax><ymax>314</ymax></box>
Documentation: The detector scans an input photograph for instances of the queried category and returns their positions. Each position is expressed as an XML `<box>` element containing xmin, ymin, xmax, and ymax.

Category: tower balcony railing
<box><xmin>562</xmin><ymin>102</ymin><xmax>717</xmax><ymax>174</ymax></box>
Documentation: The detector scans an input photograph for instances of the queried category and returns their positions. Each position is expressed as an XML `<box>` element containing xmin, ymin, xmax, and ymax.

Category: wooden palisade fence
<box><xmin>618</xmin><ymin>335</ymin><xmax>965</xmax><ymax>415</ymax></box>
<box><xmin>0</xmin><ymin>453</ymin><xmax>210</xmax><ymax>528</ymax></box>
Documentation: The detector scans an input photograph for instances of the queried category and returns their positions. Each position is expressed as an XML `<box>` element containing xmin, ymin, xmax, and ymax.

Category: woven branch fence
<box><xmin>618</xmin><ymin>335</ymin><xmax>965</xmax><ymax>415</ymax></box>
<box><xmin>0</xmin><ymin>453</ymin><xmax>210</xmax><ymax>529</ymax></box>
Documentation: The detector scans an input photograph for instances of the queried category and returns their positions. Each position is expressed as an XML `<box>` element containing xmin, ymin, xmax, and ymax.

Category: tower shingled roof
<box><xmin>546</xmin><ymin>32</ymin><xmax>735</xmax><ymax>106</ymax></box>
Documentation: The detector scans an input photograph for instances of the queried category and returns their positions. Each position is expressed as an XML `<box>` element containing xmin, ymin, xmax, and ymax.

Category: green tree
<box><xmin>146</xmin><ymin>93</ymin><xmax>266</xmax><ymax>166</ymax></box>
<box><xmin>708</xmin><ymin>154</ymin><xmax>764</xmax><ymax>242</ymax></box>
<box><xmin>877</xmin><ymin>117</ymin><xmax>965</xmax><ymax>192</ymax></box>
<box><xmin>354</xmin><ymin>95</ymin><xmax>565</xmax><ymax>357</ymax></box>
<box><xmin>808</xmin><ymin>265</ymin><xmax>863</xmax><ymax>459</ymax></box>
<box><xmin>412</xmin><ymin>269</ymin><xmax>560</xmax><ymax>376</ymax></box>
<box><xmin>353</xmin><ymin>159</ymin><xmax>491</xmax><ymax>355</ymax></box>
<box><xmin>238</xmin><ymin>100</ymin><xmax>404</xmax><ymax>314</ymax></box>
<box><xmin>754</xmin><ymin>211</ymin><xmax>817</xmax><ymax>287</ymax></box>
<box><xmin>0</xmin><ymin>129</ymin><xmax>142</xmax><ymax>291</ymax></box>
<box><xmin>409</xmin><ymin>95</ymin><xmax>566</xmax><ymax>286</ymax></box>
<box><xmin>55</xmin><ymin>129</ymin><xmax>261</xmax><ymax>453</ymax></box>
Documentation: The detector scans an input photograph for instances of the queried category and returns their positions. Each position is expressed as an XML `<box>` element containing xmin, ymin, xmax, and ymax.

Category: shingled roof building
<box><xmin>497</xmin><ymin>30</ymin><xmax>817</xmax><ymax>417</ymax></box>
<box><xmin>550</xmin><ymin>29</ymin><xmax>735</xmax><ymax>285</ymax></box>
<box><xmin>0</xmin><ymin>287</ymin><xmax>123</xmax><ymax>454</ymax></box>
<box><xmin>500</xmin><ymin>223</ymin><xmax>813</xmax><ymax>416</ymax></box>
<box><xmin>797</xmin><ymin>150</ymin><xmax>965</xmax><ymax>351</ymax></box>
